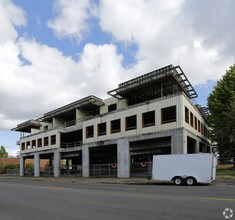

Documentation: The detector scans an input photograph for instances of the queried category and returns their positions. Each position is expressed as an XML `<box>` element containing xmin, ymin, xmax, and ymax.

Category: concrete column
<box><xmin>35</xmin><ymin>139</ymin><xmax>38</xmax><ymax>149</ymax></box>
<box><xmin>34</xmin><ymin>153</ymin><xmax>40</xmax><ymax>177</ymax></box>
<box><xmin>76</xmin><ymin>109</ymin><xmax>87</xmax><ymax>120</ymax></box>
<box><xmin>56</xmin><ymin>134</ymin><xmax>60</xmax><ymax>148</ymax></box>
<box><xmin>54</xmin><ymin>150</ymin><xmax>61</xmax><ymax>177</ymax></box>
<box><xmin>82</xmin><ymin>145</ymin><xmax>90</xmax><ymax>177</ymax></box>
<box><xmin>195</xmin><ymin>138</ymin><xmax>200</xmax><ymax>153</ymax></box>
<box><xmin>49</xmin><ymin>158</ymin><xmax>53</xmax><ymax>175</ymax></box>
<box><xmin>171</xmin><ymin>129</ymin><xmax>187</xmax><ymax>154</ymax></box>
<box><xmin>20</xmin><ymin>155</ymin><xmax>25</xmax><ymax>177</ymax></box>
<box><xmin>66</xmin><ymin>159</ymin><xmax>69</xmax><ymax>175</ymax></box>
<box><xmin>117</xmin><ymin>138</ymin><xmax>130</xmax><ymax>178</ymax></box>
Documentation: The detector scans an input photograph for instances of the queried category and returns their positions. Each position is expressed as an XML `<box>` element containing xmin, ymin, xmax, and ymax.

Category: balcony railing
<box><xmin>60</xmin><ymin>141</ymin><xmax>82</xmax><ymax>148</ymax></box>
<box><xmin>64</xmin><ymin>119</ymin><xmax>82</xmax><ymax>127</ymax></box>
<box><xmin>63</xmin><ymin>116</ymin><xmax>94</xmax><ymax>128</ymax></box>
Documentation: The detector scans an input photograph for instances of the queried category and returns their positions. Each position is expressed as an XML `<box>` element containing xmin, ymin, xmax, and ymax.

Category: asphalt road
<box><xmin>0</xmin><ymin>178</ymin><xmax>234</xmax><ymax>220</ymax></box>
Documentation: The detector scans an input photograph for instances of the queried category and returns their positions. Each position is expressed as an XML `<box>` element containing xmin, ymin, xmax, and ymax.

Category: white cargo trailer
<box><xmin>152</xmin><ymin>153</ymin><xmax>217</xmax><ymax>185</ymax></box>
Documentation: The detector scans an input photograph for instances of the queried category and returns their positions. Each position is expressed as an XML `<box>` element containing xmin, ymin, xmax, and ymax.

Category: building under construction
<box><xmin>12</xmin><ymin>65</ymin><xmax>211</xmax><ymax>178</ymax></box>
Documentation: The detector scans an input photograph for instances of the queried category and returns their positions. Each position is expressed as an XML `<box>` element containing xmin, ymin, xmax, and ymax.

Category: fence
<box><xmin>130</xmin><ymin>162</ymin><xmax>152</xmax><ymax>177</ymax></box>
<box><xmin>218</xmin><ymin>157</ymin><xmax>234</xmax><ymax>164</ymax></box>
<box><xmin>61</xmin><ymin>165</ymin><xmax>82</xmax><ymax>176</ymax></box>
<box><xmin>218</xmin><ymin>157</ymin><xmax>234</xmax><ymax>169</ymax></box>
<box><xmin>90</xmin><ymin>164</ymin><xmax>117</xmax><ymax>177</ymax></box>
<box><xmin>6</xmin><ymin>168</ymin><xmax>20</xmax><ymax>175</ymax></box>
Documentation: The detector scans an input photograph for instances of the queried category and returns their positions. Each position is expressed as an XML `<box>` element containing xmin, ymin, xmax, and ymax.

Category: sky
<box><xmin>0</xmin><ymin>0</ymin><xmax>234</xmax><ymax>156</ymax></box>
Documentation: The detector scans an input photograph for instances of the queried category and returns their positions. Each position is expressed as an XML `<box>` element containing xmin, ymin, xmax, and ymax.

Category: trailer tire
<box><xmin>173</xmin><ymin>177</ymin><xmax>183</xmax><ymax>185</ymax></box>
<box><xmin>186</xmin><ymin>177</ymin><xmax>196</xmax><ymax>186</ymax></box>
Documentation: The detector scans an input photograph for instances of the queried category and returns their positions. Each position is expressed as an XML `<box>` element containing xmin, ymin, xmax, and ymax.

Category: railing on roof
<box><xmin>118</xmin><ymin>64</ymin><xmax>173</xmax><ymax>89</ymax></box>
<box><xmin>195</xmin><ymin>104</ymin><xmax>210</xmax><ymax>118</ymax></box>
<box><xmin>108</xmin><ymin>64</ymin><xmax>198</xmax><ymax>100</ymax></box>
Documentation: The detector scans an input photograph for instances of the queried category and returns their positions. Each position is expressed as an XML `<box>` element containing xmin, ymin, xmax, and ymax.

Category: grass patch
<box><xmin>216</xmin><ymin>165</ymin><xmax>235</xmax><ymax>178</ymax></box>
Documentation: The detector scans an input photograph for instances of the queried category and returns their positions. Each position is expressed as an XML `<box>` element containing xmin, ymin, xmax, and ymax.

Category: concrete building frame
<box><xmin>12</xmin><ymin>65</ymin><xmax>211</xmax><ymax>178</ymax></box>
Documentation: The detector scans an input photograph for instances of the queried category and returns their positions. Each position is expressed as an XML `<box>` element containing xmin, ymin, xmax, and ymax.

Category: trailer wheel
<box><xmin>186</xmin><ymin>177</ymin><xmax>196</xmax><ymax>186</ymax></box>
<box><xmin>173</xmin><ymin>177</ymin><xmax>183</xmax><ymax>185</ymax></box>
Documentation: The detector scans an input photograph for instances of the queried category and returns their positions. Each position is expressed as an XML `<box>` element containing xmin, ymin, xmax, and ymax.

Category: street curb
<box><xmin>0</xmin><ymin>175</ymin><xmax>234</xmax><ymax>185</ymax></box>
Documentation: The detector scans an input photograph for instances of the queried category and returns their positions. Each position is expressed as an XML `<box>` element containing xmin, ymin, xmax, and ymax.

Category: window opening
<box><xmin>126</xmin><ymin>115</ymin><xmax>137</xmax><ymax>130</ymax></box>
<box><xmin>161</xmin><ymin>106</ymin><xmax>176</xmax><ymax>124</ymax></box>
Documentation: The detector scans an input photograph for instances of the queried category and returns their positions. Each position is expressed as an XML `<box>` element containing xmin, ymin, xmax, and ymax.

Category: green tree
<box><xmin>0</xmin><ymin>146</ymin><xmax>8</xmax><ymax>158</ymax></box>
<box><xmin>207</xmin><ymin>65</ymin><xmax>235</xmax><ymax>157</ymax></box>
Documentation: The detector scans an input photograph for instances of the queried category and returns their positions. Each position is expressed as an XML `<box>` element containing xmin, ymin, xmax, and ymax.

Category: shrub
<box><xmin>3</xmin><ymin>163</ymin><xmax>19</xmax><ymax>173</ymax></box>
<box><xmin>0</xmin><ymin>161</ymin><xmax>4</xmax><ymax>174</ymax></box>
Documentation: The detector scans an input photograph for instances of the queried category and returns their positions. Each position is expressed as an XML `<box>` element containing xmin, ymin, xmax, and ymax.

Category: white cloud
<box><xmin>98</xmin><ymin>0</ymin><xmax>235</xmax><ymax>84</ymax></box>
<box><xmin>0</xmin><ymin>1</ymin><xmax>126</xmax><ymax>131</ymax></box>
<box><xmin>0</xmin><ymin>0</ymin><xmax>26</xmax><ymax>44</ymax></box>
<box><xmin>99</xmin><ymin>0</ymin><xmax>184</xmax><ymax>44</ymax></box>
<box><xmin>0</xmin><ymin>37</ymin><xmax>126</xmax><ymax>130</ymax></box>
<box><xmin>45</xmin><ymin>0</ymin><xmax>235</xmax><ymax>85</ymax></box>
<box><xmin>182</xmin><ymin>0</ymin><xmax>235</xmax><ymax>58</ymax></box>
<box><xmin>76</xmin><ymin>43</ymin><xmax>127</xmax><ymax>95</ymax></box>
<box><xmin>1</xmin><ymin>0</ymin><xmax>235</xmax><ymax>133</ymax></box>
<box><xmin>47</xmin><ymin>0</ymin><xmax>93</xmax><ymax>41</ymax></box>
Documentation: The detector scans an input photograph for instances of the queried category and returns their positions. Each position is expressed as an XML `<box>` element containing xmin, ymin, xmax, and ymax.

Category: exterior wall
<box><xmin>100</xmin><ymin>97</ymin><xmax>128</xmax><ymax>114</ymax></box>
<box><xmin>19</xmin><ymin>129</ymin><xmax>60</xmax><ymax>153</ymax></box>
<box><xmin>83</xmin><ymin>95</ymin><xmax>182</xmax><ymax>144</ymax></box>
<box><xmin>182</xmin><ymin>95</ymin><xmax>210</xmax><ymax>143</ymax></box>
<box><xmin>38</xmin><ymin>122</ymin><xmax>52</xmax><ymax>132</ymax></box>
<box><xmin>31</xmin><ymin>128</ymin><xmax>40</xmax><ymax>134</ymax></box>
<box><xmin>17</xmin><ymin>93</ymin><xmax>211</xmax><ymax>178</ymax></box>
<box><xmin>24</xmin><ymin>122</ymin><xmax>52</xmax><ymax>135</ymax></box>
<box><xmin>19</xmin><ymin>93</ymin><xmax>210</xmax><ymax>156</ymax></box>
<box><xmin>14</xmin><ymin>66</ymin><xmax>213</xmax><ymax>179</ymax></box>
<box><xmin>53</xmin><ymin>117</ymin><xmax>66</xmax><ymax>128</ymax></box>
<box><xmin>0</xmin><ymin>157</ymin><xmax>48</xmax><ymax>167</ymax></box>
<box><xmin>76</xmin><ymin>109</ymin><xmax>89</xmax><ymax>120</ymax></box>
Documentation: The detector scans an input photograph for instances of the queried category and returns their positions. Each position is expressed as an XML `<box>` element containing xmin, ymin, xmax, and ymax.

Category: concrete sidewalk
<box><xmin>0</xmin><ymin>175</ymin><xmax>234</xmax><ymax>185</ymax></box>
<box><xmin>0</xmin><ymin>175</ymin><xmax>150</xmax><ymax>184</ymax></box>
